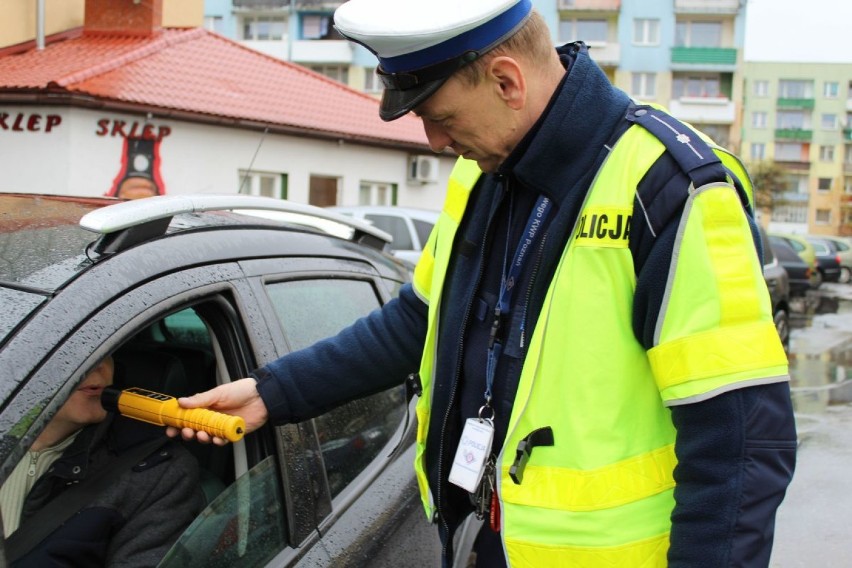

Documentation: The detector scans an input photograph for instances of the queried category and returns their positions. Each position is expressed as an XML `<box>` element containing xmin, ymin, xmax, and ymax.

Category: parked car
<box><xmin>0</xmin><ymin>193</ymin><xmax>475</xmax><ymax>567</ymax></box>
<box><xmin>759</xmin><ymin>226</ymin><xmax>791</xmax><ymax>351</ymax></box>
<box><xmin>328</xmin><ymin>205</ymin><xmax>439</xmax><ymax>265</ymax></box>
<box><xmin>768</xmin><ymin>235</ymin><xmax>818</xmax><ymax>296</ymax></box>
<box><xmin>804</xmin><ymin>236</ymin><xmax>842</xmax><ymax>283</ymax></box>
<box><xmin>811</xmin><ymin>235</ymin><xmax>852</xmax><ymax>283</ymax></box>
<box><xmin>771</xmin><ymin>232</ymin><xmax>822</xmax><ymax>288</ymax></box>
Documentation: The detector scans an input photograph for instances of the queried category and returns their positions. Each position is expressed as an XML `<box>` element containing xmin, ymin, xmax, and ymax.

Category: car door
<box><xmin>0</xmin><ymin>256</ymin><xmax>312</xmax><ymax>564</ymax></box>
<box><xmin>240</xmin><ymin>256</ymin><xmax>441</xmax><ymax>567</ymax></box>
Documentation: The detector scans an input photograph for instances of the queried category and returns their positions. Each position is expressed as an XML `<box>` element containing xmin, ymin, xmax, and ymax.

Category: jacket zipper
<box><xmin>519</xmin><ymin>233</ymin><xmax>548</xmax><ymax>351</ymax></box>
<box><xmin>437</xmin><ymin>176</ymin><xmax>507</xmax><ymax>559</ymax></box>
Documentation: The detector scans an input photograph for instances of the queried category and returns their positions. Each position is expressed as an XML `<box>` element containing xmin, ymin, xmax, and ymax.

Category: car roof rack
<box><xmin>79</xmin><ymin>195</ymin><xmax>393</xmax><ymax>255</ymax></box>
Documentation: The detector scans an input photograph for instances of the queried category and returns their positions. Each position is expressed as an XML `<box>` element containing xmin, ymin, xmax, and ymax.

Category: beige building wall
<box><xmin>1</xmin><ymin>0</ymin><xmax>203</xmax><ymax>48</ymax></box>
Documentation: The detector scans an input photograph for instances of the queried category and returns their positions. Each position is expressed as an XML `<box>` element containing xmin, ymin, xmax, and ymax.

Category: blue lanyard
<box><xmin>483</xmin><ymin>194</ymin><xmax>552</xmax><ymax>414</ymax></box>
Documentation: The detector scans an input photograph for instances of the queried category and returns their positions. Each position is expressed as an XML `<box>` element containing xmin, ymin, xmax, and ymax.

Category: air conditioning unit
<box><xmin>408</xmin><ymin>155</ymin><xmax>440</xmax><ymax>183</ymax></box>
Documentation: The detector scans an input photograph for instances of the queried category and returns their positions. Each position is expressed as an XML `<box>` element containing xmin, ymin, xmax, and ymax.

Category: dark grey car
<box><xmin>759</xmin><ymin>226</ymin><xmax>790</xmax><ymax>351</ymax></box>
<box><xmin>0</xmin><ymin>193</ymin><xmax>467</xmax><ymax>567</ymax></box>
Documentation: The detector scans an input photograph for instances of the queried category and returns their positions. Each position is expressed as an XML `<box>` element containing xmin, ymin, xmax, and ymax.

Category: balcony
<box><xmin>674</xmin><ymin>0</ymin><xmax>741</xmax><ymax>13</ymax></box>
<box><xmin>670</xmin><ymin>47</ymin><xmax>737</xmax><ymax>71</ymax></box>
<box><xmin>777</xmin><ymin>98</ymin><xmax>815</xmax><ymax>109</ymax></box>
<box><xmin>290</xmin><ymin>39</ymin><xmax>352</xmax><ymax>63</ymax></box>
<box><xmin>775</xmin><ymin>128</ymin><xmax>813</xmax><ymax>141</ymax></box>
<box><xmin>586</xmin><ymin>41</ymin><xmax>620</xmax><ymax>66</ymax></box>
<box><xmin>233</xmin><ymin>0</ymin><xmax>290</xmax><ymax>8</ymax></box>
<box><xmin>292</xmin><ymin>0</ymin><xmax>343</xmax><ymax>7</ymax></box>
<box><xmin>777</xmin><ymin>192</ymin><xmax>811</xmax><ymax>204</ymax></box>
<box><xmin>242</xmin><ymin>39</ymin><xmax>290</xmax><ymax>61</ymax></box>
<box><xmin>841</xmin><ymin>194</ymin><xmax>852</xmax><ymax>208</ymax></box>
<box><xmin>558</xmin><ymin>0</ymin><xmax>620</xmax><ymax>10</ymax></box>
<box><xmin>668</xmin><ymin>97</ymin><xmax>736</xmax><ymax>124</ymax></box>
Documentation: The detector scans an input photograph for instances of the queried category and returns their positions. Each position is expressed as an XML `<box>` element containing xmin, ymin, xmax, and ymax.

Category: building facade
<box><xmin>741</xmin><ymin>62</ymin><xmax>852</xmax><ymax>236</ymax></box>
<box><xmin>0</xmin><ymin>0</ymin><xmax>453</xmax><ymax>209</ymax></box>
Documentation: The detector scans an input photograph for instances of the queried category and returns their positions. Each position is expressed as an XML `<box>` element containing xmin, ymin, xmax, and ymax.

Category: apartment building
<box><xmin>741</xmin><ymin>63</ymin><xmax>852</xmax><ymax>236</ymax></box>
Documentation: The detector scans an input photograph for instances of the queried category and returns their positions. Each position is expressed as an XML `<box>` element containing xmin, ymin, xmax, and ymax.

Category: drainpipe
<box><xmin>36</xmin><ymin>0</ymin><xmax>45</xmax><ymax>50</ymax></box>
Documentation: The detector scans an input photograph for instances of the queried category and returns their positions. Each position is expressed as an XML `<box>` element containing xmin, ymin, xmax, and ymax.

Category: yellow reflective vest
<box><xmin>411</xmin><ymin>118</ymin><xmax>789</xmax><ymax>566</ymax></box>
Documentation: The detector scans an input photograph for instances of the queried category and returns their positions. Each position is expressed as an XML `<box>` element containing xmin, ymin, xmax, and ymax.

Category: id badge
<box><xmin>448</xmin><ymin>418</ymin><xmax>494</xmax><ymax>493</ymax></box>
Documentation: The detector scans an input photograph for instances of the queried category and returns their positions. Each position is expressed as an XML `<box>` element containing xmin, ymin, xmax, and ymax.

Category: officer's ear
<box><xmin>487</xmin><ymin>56</ymin><xmax>526</xmax><ymax>111</ymax></box>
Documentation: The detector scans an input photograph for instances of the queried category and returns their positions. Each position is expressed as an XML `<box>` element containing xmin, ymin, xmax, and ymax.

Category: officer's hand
<box><xmin>165</xmin><ymin>378</ymin><xmax>269</xmax><ymax>446</ymax></box>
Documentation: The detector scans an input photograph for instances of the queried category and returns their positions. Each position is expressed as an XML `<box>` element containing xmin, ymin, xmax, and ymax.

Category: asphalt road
<box><xmin>770</xmin><ymin>403</ymin><xmax>852</xmax><ymax>567</ymax></box>
<box><xmin>770</xmin><ymin>282</ymin><xmax>852</xmax><ymax>567</ymax></box>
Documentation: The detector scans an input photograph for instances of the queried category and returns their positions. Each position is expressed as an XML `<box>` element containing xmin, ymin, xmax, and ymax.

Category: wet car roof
<box><xmin>0</xmin><ymin>194</ymin><xmax>110</xmax><ymax>291</ymax></box>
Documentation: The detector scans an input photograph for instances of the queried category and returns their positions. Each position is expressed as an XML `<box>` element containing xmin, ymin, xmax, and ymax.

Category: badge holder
<box><xmin>448</xmin><ymin>406</ymin><xmax>495</xmax><ymax>493</ymax></box>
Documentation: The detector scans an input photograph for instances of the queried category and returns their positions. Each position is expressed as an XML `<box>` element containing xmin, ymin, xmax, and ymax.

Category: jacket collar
<box><xmin>499</xmin><ymin>42</ymin><xmax>631</xmax><ymax>202</ymax></box>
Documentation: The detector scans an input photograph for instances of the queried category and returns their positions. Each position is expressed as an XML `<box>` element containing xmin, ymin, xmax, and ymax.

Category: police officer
<box><xmin>171</xmin><ymin>0</ymin><xmax>797</xmax><ymax>566</ymax></box>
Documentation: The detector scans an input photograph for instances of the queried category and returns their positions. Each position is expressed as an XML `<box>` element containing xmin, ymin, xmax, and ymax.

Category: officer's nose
<box><xmin>421</xmin><ymin>120</ymin><xmax>452</xmax><ymax>154</ymax></box>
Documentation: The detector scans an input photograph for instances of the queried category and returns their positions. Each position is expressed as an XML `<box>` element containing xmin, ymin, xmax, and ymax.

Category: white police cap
<box><xmin>334</xmin><ymin>0</ymin><xmax>532</xmax><ymax>121</ymax></box>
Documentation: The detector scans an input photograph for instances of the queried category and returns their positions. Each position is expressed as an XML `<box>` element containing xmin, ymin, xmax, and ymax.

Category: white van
<box><xmin>328</xmin><ymin>205</ymin><xmax>439</xmax><ymax>265</ymax></box>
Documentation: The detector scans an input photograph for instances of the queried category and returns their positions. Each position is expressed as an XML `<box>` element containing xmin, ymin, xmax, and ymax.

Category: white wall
<box><xmin>0</xmin><ymin>106</ymin><xmax>453</xmax><ymax>210</ymax></box>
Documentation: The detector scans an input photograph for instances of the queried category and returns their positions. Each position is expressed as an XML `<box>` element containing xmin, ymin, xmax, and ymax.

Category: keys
<box><xmin>474</xmin><ymin>456</ymin><xmax>496</xmax><ymax>521</ymax></box>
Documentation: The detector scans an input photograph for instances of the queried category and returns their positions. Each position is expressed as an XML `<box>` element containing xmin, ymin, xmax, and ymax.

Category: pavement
<box><xmin>768</xmin><ymin>282</ymin><xmax>852</xmax><ymax>566</ymax></box>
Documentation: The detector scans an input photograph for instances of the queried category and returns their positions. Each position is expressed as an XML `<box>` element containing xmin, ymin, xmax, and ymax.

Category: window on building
<box><xmin>776</xmin><ymin>110</ymin><xmax>808</xmax><ymax>129</ymax></box>
<box><xmin>846</xmin><ymin>145</ymin><xmax>852</xmax><ymax>164</ymax></box>
<box><xmin>752</xmin><ymin>111</ymin><xmax>767</xmax><ymax>128</ymax></box>
<box><xmin>633</xmin><ymin>19</ymin><xmax>659</xmax><ymax>45</ymax></box>
<box><xmin>696</xmin><ymin>124</ymin><xmax>728</xmax><ymax>148</ymax></box>
<box><xmin>771</xmin><ymin>205</ymin><xmax>808</xmax><ymax>223</ymax></box>
<box><xmin>782</xmin><ymin>173</ymin><xmax>809</xmax><ymax>194</ymax></box>
<box><xmin>821</xmin><ymin>113</ymin><xmax>837</xmax><ymax>130</ymax></box>
<box><xmin>778</xmin><ymin>79</ymin><xmax>814</xmax><ymax>99</ymax></box>
<box><xmin>753</xmin><ymin>80</ymin><xmax>769</xmax><ymax>97</ymax></box>
<box><xmin>241</xmin><ymin>16</ymin><xmax>286</xmax><ymax>41</ymax></box>
<box><xmin>238</xmin><ymin>170</ymin><xmax>287</xmax><ymax>199</ymax></box>
<box><xmin>674</xmin><ymin>21</ymin><xmax>722</xmax><ymax>47</ymax></box>
<box><xmin>631</xmin><ymin>73</ymin><xmax>656</xmax><ymax>99</ymax></box>
<box><xmin>824</xmin><ymin>81</ymin><xmax>840</xmax><ymax>98</ymax></box>
<box><xmin>204</xmin><ymin>16</ymin><xmax>225</xmax><ymax>34</ymax></box>
<box><xmin>845</xmin><ymin>176</ymin><xmax>852</xmax><ymax>194</ymax></box>
<box><xmin>775</xmin><ymin>143</ymin><xmax>805</xmax><ymax>162</ymax></box>
<box><xmin>309</xmin><ymin>175</ymin><xmax>339</xmax><ymax>207</ymax></box>
<box><xmin>819</xmin><ymin>145</ymin><xmax>835</xmax><ymax>162</ymax></box>
<box><xmin>672</xmin><ymin>74</ymin><xmax>721</xmax><ymax>98</ymax></box>
<box><xmin>364</xmin><ymin>68</ymin><xmax>381</xmax><ymax>93</ymax></box>
<box><xmin>559</xmin><ymin>19</ymin><xmax>608</xmax><ymax>43</ymax></box>
<box><xmin>301</xmin><ymin>14</ymin><xmax>343</xmax><ymax>40</ymax></box>
<box><xmin>358</xmin><ymin>182</ymin><xmax>396</xmax><ymax>206</ymax></box>
<box><xmin>818</xmin><ymin>177</ymin><xmax>833</xmax><ymax>191</ymax></box>
<box><xmin>815</xmin><ymin>209</ymin><xmax>831</xmax><ymax>224</ymax></box>
<box><xmin>751</xmin><ymin>143</ymin><xmax>766</xmax><ymax>161</ymax></box>
<box><xmin>310</xmin><ymin>65</ymin><xmax>349</xmax><ymax>84</ymax></box>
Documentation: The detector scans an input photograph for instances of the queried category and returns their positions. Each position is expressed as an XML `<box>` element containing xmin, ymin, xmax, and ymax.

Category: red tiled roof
<box><xmin>0</xmin><ymin>28</ymin><xmax>430</xmax><ymax>149</ymax></box>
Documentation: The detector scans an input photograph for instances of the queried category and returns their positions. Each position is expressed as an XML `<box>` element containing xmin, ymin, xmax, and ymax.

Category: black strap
<box><xmin>509</xmin><ymin>426</ymin><xmax>554</xmax><ymax>485</ymax></box>
<box><xmin>5</xmin><ymin>436</ymin><xmax>168</xmax><ymax>564</ymax></box>
<box><xmin>627</xmin><ymin>105</ymin><xmax>728</xmax><ymax>189</ymax></box>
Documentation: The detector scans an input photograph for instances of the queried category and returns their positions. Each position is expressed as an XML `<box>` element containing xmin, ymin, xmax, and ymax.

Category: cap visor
<box><xmin>379</xmin><ymin>77</ymin><xmax>449</xmax><ymax>121</ymax></box>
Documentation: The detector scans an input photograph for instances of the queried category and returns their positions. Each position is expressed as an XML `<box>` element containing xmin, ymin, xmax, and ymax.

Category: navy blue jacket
<box><xmin>255</xmin><ymin>43</ymin><xmax>796</xmax><ymax>567</ymax></box>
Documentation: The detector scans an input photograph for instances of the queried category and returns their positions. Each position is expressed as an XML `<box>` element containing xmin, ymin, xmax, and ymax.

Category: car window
<box><xmin>265</xmin><ymin>279</ymin><xmax>406</xmax><ymax>497</ymax></box>
<box><xmin>159</xmin><ymin>456</ymin><xmax>285</xmax><ymax>568</ymax></box>
<box><xmin>811</xmin><ymin>241</ymin><xmax>830</xmax><ymax>255</ymax></box>
<box><xmin>785</xmin><ymin>238</ymin><xmax>804</xmax><ymax>253</ymax></box>
<box><xmin>364</xmin><ymin>214</ymin><xmax>413</xmax><ymax>250</ymax></box>
<box><xmin>412</xmin><ymin>218</ymin><xmax>435</xmax><ymax>250</ymax></box>
<box><xmin>834</xmin><ymin>240</ymin><xmax>850</xmax><ymax>252</ymax></box>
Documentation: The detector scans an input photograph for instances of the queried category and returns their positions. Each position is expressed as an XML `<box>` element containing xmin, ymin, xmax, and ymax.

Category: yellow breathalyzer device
<box><xmin>101</xmin><ymin>386</ymin><xmax>246</xmax><ymax>442</ymax></box>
